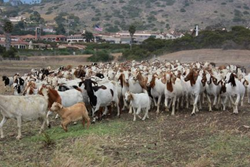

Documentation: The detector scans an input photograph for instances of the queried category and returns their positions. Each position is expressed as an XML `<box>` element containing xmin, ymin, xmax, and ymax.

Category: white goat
<box><xmin>0</xmin><ymin>92</ymin><xmax>49</xmax><ymax>140</ymax></box>
<box><xmin>125</xmin><ymin>91</ymin><xmax>151</xmax><ymax>121</ymax></box>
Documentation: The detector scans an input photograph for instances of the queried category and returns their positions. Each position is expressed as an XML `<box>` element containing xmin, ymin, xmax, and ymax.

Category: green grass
<box><xmin>24</xmin><ymin>120</ymin><xmax>128</xmax><ymax>142</ymax></box>
<box><xmin>0</xmin><ymin>120</ymin><xmax>129</xmax><ymax>167</ymax></box>
<box><xmin>203</xmin><ymin>131</ymin><xmax>250</xmax><ymax>166</ymax></box>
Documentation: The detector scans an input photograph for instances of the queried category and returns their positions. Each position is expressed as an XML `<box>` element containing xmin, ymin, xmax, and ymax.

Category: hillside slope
<box><xmin>158</xmin><ymin>49</ymin><xmax>250</xmax><ymax>70</ymax></box>
<box><xmin>29</xmin><ymin>0</ymin><xmax>250</xmax><ymax>32</ymax></box>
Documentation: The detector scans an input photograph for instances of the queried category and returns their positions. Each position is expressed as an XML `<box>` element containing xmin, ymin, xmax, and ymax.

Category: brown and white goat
<box><xmin>50</xmin><ymin>102</ymin><xmax>90</xmax><ymax>132</ymax></box>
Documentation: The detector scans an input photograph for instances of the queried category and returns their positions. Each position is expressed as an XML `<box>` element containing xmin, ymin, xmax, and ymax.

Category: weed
<box><xmin>41</xmin><ymin>132</ymin><xmax>55</xmax><ymax>148</ymax></box>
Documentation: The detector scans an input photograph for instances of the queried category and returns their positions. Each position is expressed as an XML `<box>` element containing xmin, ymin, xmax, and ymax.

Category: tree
<box><xmin>55</xmin><ymin>24</ymin><xmax>66</xmax><ymax>35</ymax></box>
<box><xmin>3</xmin><ymin>20</ymin><xmax>13</xmax><ymax>51</ymax></box>
<box><xmin>129</xmin><ymin>25</ymin><xmax>136</xmax><ymax>50</ymax></box>
<box><xmin>85</xmin><ymin>31</ymin><xmax>94</xmax><ymax>42</ymax></box>
<box><xmin>12</xmin><ymin>21</ymin><xmax>25</xmax><ymax>34</ymax></box>
<box><xmin>30</xmin><ymin>11</ymin><xmax>44</xmax><ymax>24</ymax></box>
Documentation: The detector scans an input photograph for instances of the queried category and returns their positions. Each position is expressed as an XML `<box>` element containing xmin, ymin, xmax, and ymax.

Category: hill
<box><xmin>158</xmin><ymin>49</ymin><xmax>250</xmax><ymax>71</ymax></box>
<box><xmin>21</xmin><ymin>0</ymin><xmax>250</xmax><ymax>32</ymax></box>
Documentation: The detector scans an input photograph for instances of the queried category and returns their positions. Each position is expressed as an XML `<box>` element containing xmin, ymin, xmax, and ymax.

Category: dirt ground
<box><xmin>0</xmin><ymin>49</ymin><xmax>250</xmax><ymax>166</ymax></box>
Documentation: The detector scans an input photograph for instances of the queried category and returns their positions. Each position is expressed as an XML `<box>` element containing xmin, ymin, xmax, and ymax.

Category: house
<box><xmin>66</xmin><ymin>34</ymin><xmax>85</xmax><ymax>43</ymax></box>
<box><xmin>19</xmin><ymin>34</ymin><xmax>67</xmax><ymax>42</ymax></box>
<box><xmin>0</xmin><ymin>40</ymin><xmax>28</xmax><ymax>49</ymax></box>
<box><xmin>9</xmin><ymin>16</ymin><xmax>26</xmax><ymax>24</ymax></box>
<box><xmin>41</xmin><ymin>35</ymin><xmax>67</xmax><ymax>42</ymax></box>
<box><xmin>43</xmin><ymin>27</ymin><xmax>56</xmax><ymax>33</ymax></box>
<box><xmin>101</xmin><ymin>34</ymin><xmax>121</xmax><ymax>44</ymax></box>
<box><xmin>0</xmin><ymin>34</ymin><xmax>22</xmax><ymax>42</ymax></box>
<box><xmin>20</xmin><ymin>34</ymin><xmax>36</xmax><ymax>42</ymax></box>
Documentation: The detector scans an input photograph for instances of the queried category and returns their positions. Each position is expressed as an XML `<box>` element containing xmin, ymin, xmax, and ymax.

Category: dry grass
<box><xmin>158</xmin><ymin>49</ymin><xmax>250</xmax><ymax>71</ymax></box>
<box><xmin>46</xmin><ymin>135</ymin><xmax>145</xmax><ymax>167</ymax></box>
<box><xmin>0</xmin><ymin>54</ymin><xmax>91</xmax><ymax>76</ymax></box>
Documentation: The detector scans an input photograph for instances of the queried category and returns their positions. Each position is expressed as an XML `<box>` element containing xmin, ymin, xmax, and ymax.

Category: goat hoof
<box><xmin>48</xmin><ymin>124</ymin><xmax>51</xmax><ymax>129</ymax></box>
<box><xmin>91</xmin><ymin>121</ymin><xmax>96</xmax><ymax>124</ymax></box>
<box><xmin>191</xmin><ymin>113</ymin><xmax>196</xmax><ymax>116</ymax></box>
<box><xmin>16</xmin><ymin>136</ymin><xmax>21</xmax><ymax>140</ymax></box>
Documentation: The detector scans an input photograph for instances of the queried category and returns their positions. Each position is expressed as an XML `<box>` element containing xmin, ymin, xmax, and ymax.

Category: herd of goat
<box><xmin>0</xmin><ymin>59</ymin><xmax>249</xmax><ymax>139</ymax></box>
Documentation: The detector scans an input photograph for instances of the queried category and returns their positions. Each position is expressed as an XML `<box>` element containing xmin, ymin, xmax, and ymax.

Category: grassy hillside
<box><xmin>27</xmin><ymin>0</ymin><xmax>250</xmax><ymax>32</ymax></box>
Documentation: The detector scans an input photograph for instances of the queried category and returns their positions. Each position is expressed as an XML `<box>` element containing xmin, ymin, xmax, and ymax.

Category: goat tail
<box><xmin>83</xmin><ymin>105</ymin><xmax>91</xmax><ymax>128</ymax></box>
<box><xmin>84</xmin><ymin>115</ymin><xmax>90</xmax><ymax>128</ymax></box>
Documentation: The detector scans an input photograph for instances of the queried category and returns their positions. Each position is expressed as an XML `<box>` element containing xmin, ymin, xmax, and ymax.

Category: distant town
<box><xmin>0</xmin><ymin>15</ymin><xmax>186</xmax><ymax>50</ymax></box>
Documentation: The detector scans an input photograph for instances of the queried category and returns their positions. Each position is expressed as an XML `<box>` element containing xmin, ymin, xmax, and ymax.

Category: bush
<box><xmin>180</xmin><ymin>8</ymin><xmax>186</xmax><ymax>12</ymax></box>
<box><xmin>2</xmin><ymin>47</ymin><xmax>18</xmax><ymax>58</ymax></box>
<box><xmin>85</xmin><ymin>43</ymin><xmax>129</xmax><ymax>50</ymax></box>
<box><xmin>87</xmin><ymin>50</ymin><xmax>114</xmax><ymax>62</ymax></box>
<box><xmin>83</xmin><ymin>50</ymin><xmax>94</xmax><ymax>54</ymax></box>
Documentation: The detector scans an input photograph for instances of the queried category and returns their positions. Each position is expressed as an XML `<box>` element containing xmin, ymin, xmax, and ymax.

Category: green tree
<box><xmin>3</xmin><ymin>20</ymin><xmax>13</xmax><ymax>51</ymax></box>
<box><xmin>30</xmin><ymin>11</ymin><xmax>44</xmax><ymax>24</ymax></box>
<box><xmin>3</xmin><ymin>47</ymin><xmax>17</xmax><ymax>58</ymax></box>
<box><xmin>129</xmin><ymin>25</ymin><xmax>136</xmax><ymax>50</ymax></box>
<box><xmin>55</xmin><ymin>24</ymin><xmax>66</xmax><ymax>35</ymax></box>
<box><xmin>12</xmin><ymin>21</ymin><xmax>25</xmax><ymax>35</ymax></box>
<box><xmin>85</xmin><ymin>31</ymin><xmax>94</xmax><ymax>42</ymax></box>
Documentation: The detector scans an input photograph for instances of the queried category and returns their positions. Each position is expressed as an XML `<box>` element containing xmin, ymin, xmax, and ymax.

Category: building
<box><xmin>66</xmin><ymin>34</ymin><xmax>85</xmax><ymax>43</ymax></box>
<box><xmin>0</xmin><ymin>40</ymin><xmax>28</xmax><ymax>49</ymax></box>
<box><xmin>43</xmin><ymin>27</ymin><xmax>56</xmax><ymax>34</ymax></box>
<box><xmin>0</xmin><ymin>34</ymin><xmax>22</xmax><ymax>42</ymax></box>
<box><xmin>41</xmin><ymin>35</ymin><xmax>67</xmax><ymax>42</ymax></box>
<box><xmin>19</xmin><ymin>34</ymin><xmax>67</xmax><ymax>42</ymax></box>
<box><xmin>19</xmin><ymin>34</ymin><xmax>36</xmax><ymax>42</ymax></box>
<box><xmin>8</xmin><ymin>16</ymin><xmax>26</xmax><ymax>24</ymax></box>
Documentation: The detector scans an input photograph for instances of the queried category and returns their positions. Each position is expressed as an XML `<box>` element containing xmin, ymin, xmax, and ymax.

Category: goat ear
<box><xmin>229</xmin><ymin>73</ymin><xmax>236</xmax><ymax>87</ymax></box>
<box><xmin>129</xmin><ymin>93</ymin><xmax>134</xmax><ymax>100</ymax></box>
<box><xmin>59</xmin><ymin>103</ymin><xmax>63</xmax><ymax>109</ymax></box>
<box><xmin>243</xmin><ymin>80</ymin><xmax>249</xmax><ymax>86</ymax></box>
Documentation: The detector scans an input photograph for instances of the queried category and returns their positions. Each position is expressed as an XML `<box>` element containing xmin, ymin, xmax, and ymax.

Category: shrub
<box><xmin>87</xmin><ymin>50</ymin><xmax>114</xmax><ymax>62</ymax></box>
<box><xmin>2</xmin><ymin>47</ymin><xmax>18</xmax><ymax>58</ymax></box>
<box><xmin>166</xmin><ymin>0</ymin><xmax>175</xmax><ymax>6</ymax></box>
<box><xmin>180</xmin><ymin>8</ymin><xmax>186</xmax><ymax>12</ymax></box>
<box><xmin>83</xmin><ymin>50</ymin><xmax>94</xmax><ymax>54</ymax></box>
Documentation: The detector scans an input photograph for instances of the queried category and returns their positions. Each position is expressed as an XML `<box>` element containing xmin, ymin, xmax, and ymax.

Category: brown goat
<box><xmin>50</xmin><ymin>102</ymin><xmax>90</xmax><ymax>132</ymax></box>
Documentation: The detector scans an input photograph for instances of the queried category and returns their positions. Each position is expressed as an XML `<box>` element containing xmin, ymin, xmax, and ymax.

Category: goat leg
<box><xmin>0</xmin><ymin>116</ymin><xmax>7</xmax><ymax>139</ymax></box>
<box><xmin>16</xmin><ymin>116</ymin><xmax>22</xmax><ymax>140</ymax></box>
